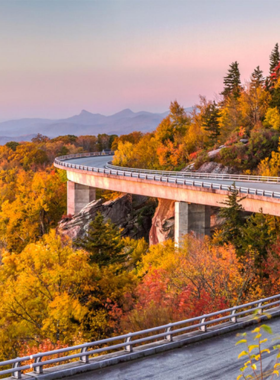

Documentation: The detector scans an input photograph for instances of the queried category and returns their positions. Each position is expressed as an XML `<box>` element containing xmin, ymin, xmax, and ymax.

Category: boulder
<box><xmin>196</xmin><ymin>161</ymin><xmax>238</xmax><ymax>174</ymax></box>
<box><xmin>58</xmin><ymin>194</ymin><xmax>155</xmax><ymax>241</ymax></box>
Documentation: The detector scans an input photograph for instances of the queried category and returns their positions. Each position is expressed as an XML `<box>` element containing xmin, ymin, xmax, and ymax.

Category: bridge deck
<box><xmin>63</xmin><ymin>155</ymin><xmax>280</xmax><ymax>192</ymax></box>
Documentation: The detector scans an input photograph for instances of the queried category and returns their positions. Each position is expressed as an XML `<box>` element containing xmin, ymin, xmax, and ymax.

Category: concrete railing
<box><xmin>1</xmin><ymin>294</ymin><xmax>280</xmax><ymax>379</ymax></box>
<box><xmin>54</xmin><ymin>155</ymin><xmax>280</xmax><ymax>200</ymax></box>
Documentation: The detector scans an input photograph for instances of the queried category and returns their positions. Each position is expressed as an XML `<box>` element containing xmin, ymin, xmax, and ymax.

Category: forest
<box><xmin>1</xmin><ymin>44</ymin><xmax>280</xmax><ymax>360</ymax></box>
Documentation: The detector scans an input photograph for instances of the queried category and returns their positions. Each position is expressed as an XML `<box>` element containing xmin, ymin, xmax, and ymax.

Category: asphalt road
<box><xmin>68</xmin><ymin>318</ymin><xmax>280</xmax><ymax>380</ymax></box>
<box><xmin>64</xmin><ymin>156</ymin><xmax>280</xmax><ymax>193</ymax></box>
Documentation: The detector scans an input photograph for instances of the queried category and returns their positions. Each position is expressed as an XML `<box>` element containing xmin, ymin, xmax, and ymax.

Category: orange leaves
<box><xmin>122</xmin><ymin>236</ymin><xmax>261</xmax><ymax>332</ymax></box>
<box><xmin>156</xmin><ymin>140</ymin><xmax>187</xmax><ymax>170</ymax></box>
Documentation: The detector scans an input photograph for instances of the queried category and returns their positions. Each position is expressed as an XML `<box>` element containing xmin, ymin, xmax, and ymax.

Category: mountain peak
<box><xmin>80</xmin><ymin>109</ymin><xmax>93</xmax><ymax>116</ymax></box>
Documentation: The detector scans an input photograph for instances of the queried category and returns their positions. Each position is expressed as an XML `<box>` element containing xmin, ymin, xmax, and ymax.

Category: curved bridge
<box><xmin>54</xmin><ymin>153</ymin><xmax>280</xmax><ymax>243</ymax></box>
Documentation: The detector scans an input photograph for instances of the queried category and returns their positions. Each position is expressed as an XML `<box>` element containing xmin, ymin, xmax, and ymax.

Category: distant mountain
<box><xmin>0</xmin><ymin>134</ymin><xmax>37</xmax><ymax>145</ymax></box>
<box><xmin>0</xmin><ymin>107</ymin><xmax>193</xmax><ymax>143</ymax></box>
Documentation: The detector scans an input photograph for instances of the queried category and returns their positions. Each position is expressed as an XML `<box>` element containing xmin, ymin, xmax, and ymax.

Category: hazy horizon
<box><xmin>1</xmin><ymin>0</ymin><xmax>280</xmax><ymax>119</ymax></box>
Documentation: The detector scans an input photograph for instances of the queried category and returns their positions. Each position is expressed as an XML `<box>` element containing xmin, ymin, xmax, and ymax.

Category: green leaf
<box><xmin>261</xmin><ymin>324</ymin><xmax>273</xmax><ymax>334</ymax></box>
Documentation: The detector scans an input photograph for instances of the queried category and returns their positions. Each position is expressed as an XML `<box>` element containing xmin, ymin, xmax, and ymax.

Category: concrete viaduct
<box><xmin>54</xmin><ymin>153</ymin><xmax>280</xmax><ymax>245</ymax></box>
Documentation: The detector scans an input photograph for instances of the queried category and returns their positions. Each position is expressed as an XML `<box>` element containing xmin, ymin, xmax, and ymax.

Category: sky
<box><xmin>0</xmin><ymin>0</ymin><xmax>280</xmax><ymax>120</ymax></box>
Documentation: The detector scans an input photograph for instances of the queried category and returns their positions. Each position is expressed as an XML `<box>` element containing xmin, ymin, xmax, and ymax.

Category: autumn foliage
<box><xmin>1</xmin><ymin>44</ymin><xmax>280</xmax><ymax>362</ymax></box>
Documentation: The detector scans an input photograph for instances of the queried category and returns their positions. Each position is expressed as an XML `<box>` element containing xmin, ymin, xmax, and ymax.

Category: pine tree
<box><xmin>240</xmin><ymin>211</ymin><xmax>274</xmax><ymax>268</ymax></box>
<box><xmin>75</xmin><ymin>212</ymin><xmax>127</xmax><ymax>267</ymax></box>
<box><xmin>269</xmin><ymin>43</ymin><xmax>280</xmax><ymax>74</ymax></box>
<box><xmin>250</xmin><ymin>66</ymin><xmax>264</xmax><ymax>90</ymax></box>
<box><xmin>202</xmin><ymin>101</ymin><xmax>221</xmax><ymax>144</ymax></box>
<box><xmin>221</xmin><ymin>61</ymin><xmax>241</xmax><ymax>99</ymax></box>
<box><xmin>217</xmin><ymin>185</ymin><xmax>246</xmax><ymax>251</ymax></box>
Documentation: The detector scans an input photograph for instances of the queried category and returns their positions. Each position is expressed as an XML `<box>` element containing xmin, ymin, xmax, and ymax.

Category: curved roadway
<box><xmin>62</xmin><ymin>155</ymin><xmax>280</xmax><ymax>194</ymax></box>
<box><xmin>66</xmin><ymin>317</ymin><xmax>280</xmax><ymax>380</ymax></box>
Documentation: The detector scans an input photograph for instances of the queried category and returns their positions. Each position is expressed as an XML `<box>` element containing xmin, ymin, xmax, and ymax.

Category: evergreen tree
<box><xmin>269</xmin><ymin>43</ymin><xmax>280</xmax><ymax>74</ymax></box>
<box><xmin>217</xmin><ymin>185</ymin><xmax>247</xmax><ymax>251</ymax></box>
<box><xmin>221</xmin><ymin>61</ymin><xmax>241</xmax><ymax>99</ymax></box>
<box><xmin>250</xmin><ymin>66</ymin><xmax>264</xmax><ymax>90</ymax></box>
<box><xmin>202</xmin><ymin>101</ymin><xmax>221</xmax><ymax>144</ymax></box>
<box><xmin>239</xmin><ymin>211</ymin><xmax>275</xmax><ymax>268</ymax></box>
<box><xmin>75</xmin><ymin>212</ymin><xmax>127</xmax><ymax>267</ymax></box>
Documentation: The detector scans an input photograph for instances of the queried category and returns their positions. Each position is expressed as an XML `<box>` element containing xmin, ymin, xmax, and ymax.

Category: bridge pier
<box><xmin>67</xmin><ymin>181</ymin><xmax>96</xmax><ymax>215</ymax></box>
<box><xmin>174</xmin><ymin>202</ymin><xmax>210</xmax><ymax>246</ymax></box>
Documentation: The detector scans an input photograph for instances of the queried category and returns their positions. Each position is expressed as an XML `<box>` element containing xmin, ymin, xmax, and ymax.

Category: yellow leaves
<box><xmin>0</xmin><ymin>168</ymin><xmax>66</xmax><ymax>252</ymax></box>
<box><xmin>260</xmin><ymin>348</ymin><xmax>270</xmax><ymax>355</ymax></box>
<box><xmin>112</xmin><ymin>141</ymin><xmax>134</xmax><ymax>167</ymax></box>
<box><xmin>248</xmin><ymin>345</ymin><xmax>259</xmax><ymax>353</ymax></box>
<box><xmin>265</xmin><ymin>107</ymin><xmax>280</xmax><ymax>130</ymax></box>
<box><xmin>236</xmin><ymin>339</ymin><xmax>247</xmax><ymax>345</ymax></box>
<box><xmin>0</xmin><ymin>230</ymin><xmax>98</xmax><ymax>345</ymax></box>
<box><xmin>238</xmin><ymin>351</ymin><xmax>249</xmax><ymax>359</ymax></box>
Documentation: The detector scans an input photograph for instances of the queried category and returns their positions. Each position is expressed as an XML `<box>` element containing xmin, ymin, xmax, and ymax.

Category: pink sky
<box><xmin>0</xmin><ymin>0</ymin><xmax>279</xmax><ymax>119</ymax></box>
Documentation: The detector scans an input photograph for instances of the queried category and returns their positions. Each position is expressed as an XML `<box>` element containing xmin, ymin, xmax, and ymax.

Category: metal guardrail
<box><xmin>106</xmin><ymin>162</ymin><xmax>280</xmax><ymax>183</ymax></box>
<box><xmin>54</xmin><ymin>154</ymin><xmax>280</xmax><ymax>200</ymax></box>
<box><xmin>1</xmin><ymin>294</ymin><xmax>280</xmax><ymax>379</ymax></box>
<box><xmin>56</xmin><ymin>151</ymin><xmax>114</xmax><ymax>161</ymax></box>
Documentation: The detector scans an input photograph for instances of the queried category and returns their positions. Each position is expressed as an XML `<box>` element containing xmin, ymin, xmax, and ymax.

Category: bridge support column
<box><xmin>174</xmin><ymin>202</ymin><xmax>210</xmax><ymax>246</ymax></box>
<box><xmin>67</xmin><ymin>181</ymin><xmax>96</xmax><ymax>215</ymax></box>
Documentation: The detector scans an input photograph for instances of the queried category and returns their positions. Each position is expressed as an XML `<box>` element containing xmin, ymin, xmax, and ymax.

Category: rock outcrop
<box><xmin>149</xmin><ymin>199</ymin><xmax>175</xmax><ymax>245</ymax></box>
<box><xmin>58</xmin><ymin>194</ymin><xmax>156</xmax><ymax>241</ymax></box>
<box><xmin>196</xmin><ymin>161</ymin><xmax>238</xmax><ymax>174</ymax></box>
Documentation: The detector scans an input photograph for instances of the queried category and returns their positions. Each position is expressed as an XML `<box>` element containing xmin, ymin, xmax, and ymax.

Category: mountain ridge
<box><xmin>0</xmin><ymin>107</ymin><xmax>193</xmax><ymax>143</ymax></box>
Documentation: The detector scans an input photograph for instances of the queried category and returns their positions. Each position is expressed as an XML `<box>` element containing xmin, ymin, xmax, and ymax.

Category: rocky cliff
<box><xmin>58</xmin><ymin>194</ymin><xmax>156</xmax><ymax>241</ymax></box>
<box><xmin>149</xmin><ymin>199</ymin><xmax>175</xmax><ymax>245</ymax></box>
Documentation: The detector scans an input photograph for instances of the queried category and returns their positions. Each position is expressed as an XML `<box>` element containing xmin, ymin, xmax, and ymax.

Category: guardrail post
<box><xmin>125</xmin><ymin>333</ymin><xmax>133</xmax><ymax>353</ymax></box>
<box><xmin>80</xmin><ymin>346</ymin><xmax>89</xmax><ymax>363</ymax></box>
<box><xmin>13</xmin><ymin>359</ymin><xmax>22</xmax><ymax>379</ymax></box>
<box><xmin>34</xmin><ymin>356</ymin><xmax>43</xmax><ymax>374</ymax></box>
<box><xmin>230</xmin><ymin>309</ymin><xmax>237</xmax><ymax>323</ymax></box>
<box><xmin>200</xmin><ymin>317</ymin><xmax>207</xmax><ymax>332</ymax></box>
<box><xmin>165</xmin><ymin>323</ymin><xmax>173</xmax><ymax>342</ymax></box>
<box><xmin>258</xmin><ymin>302</ymin><xmax>263</xmax><ymax>315</ymax></box>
